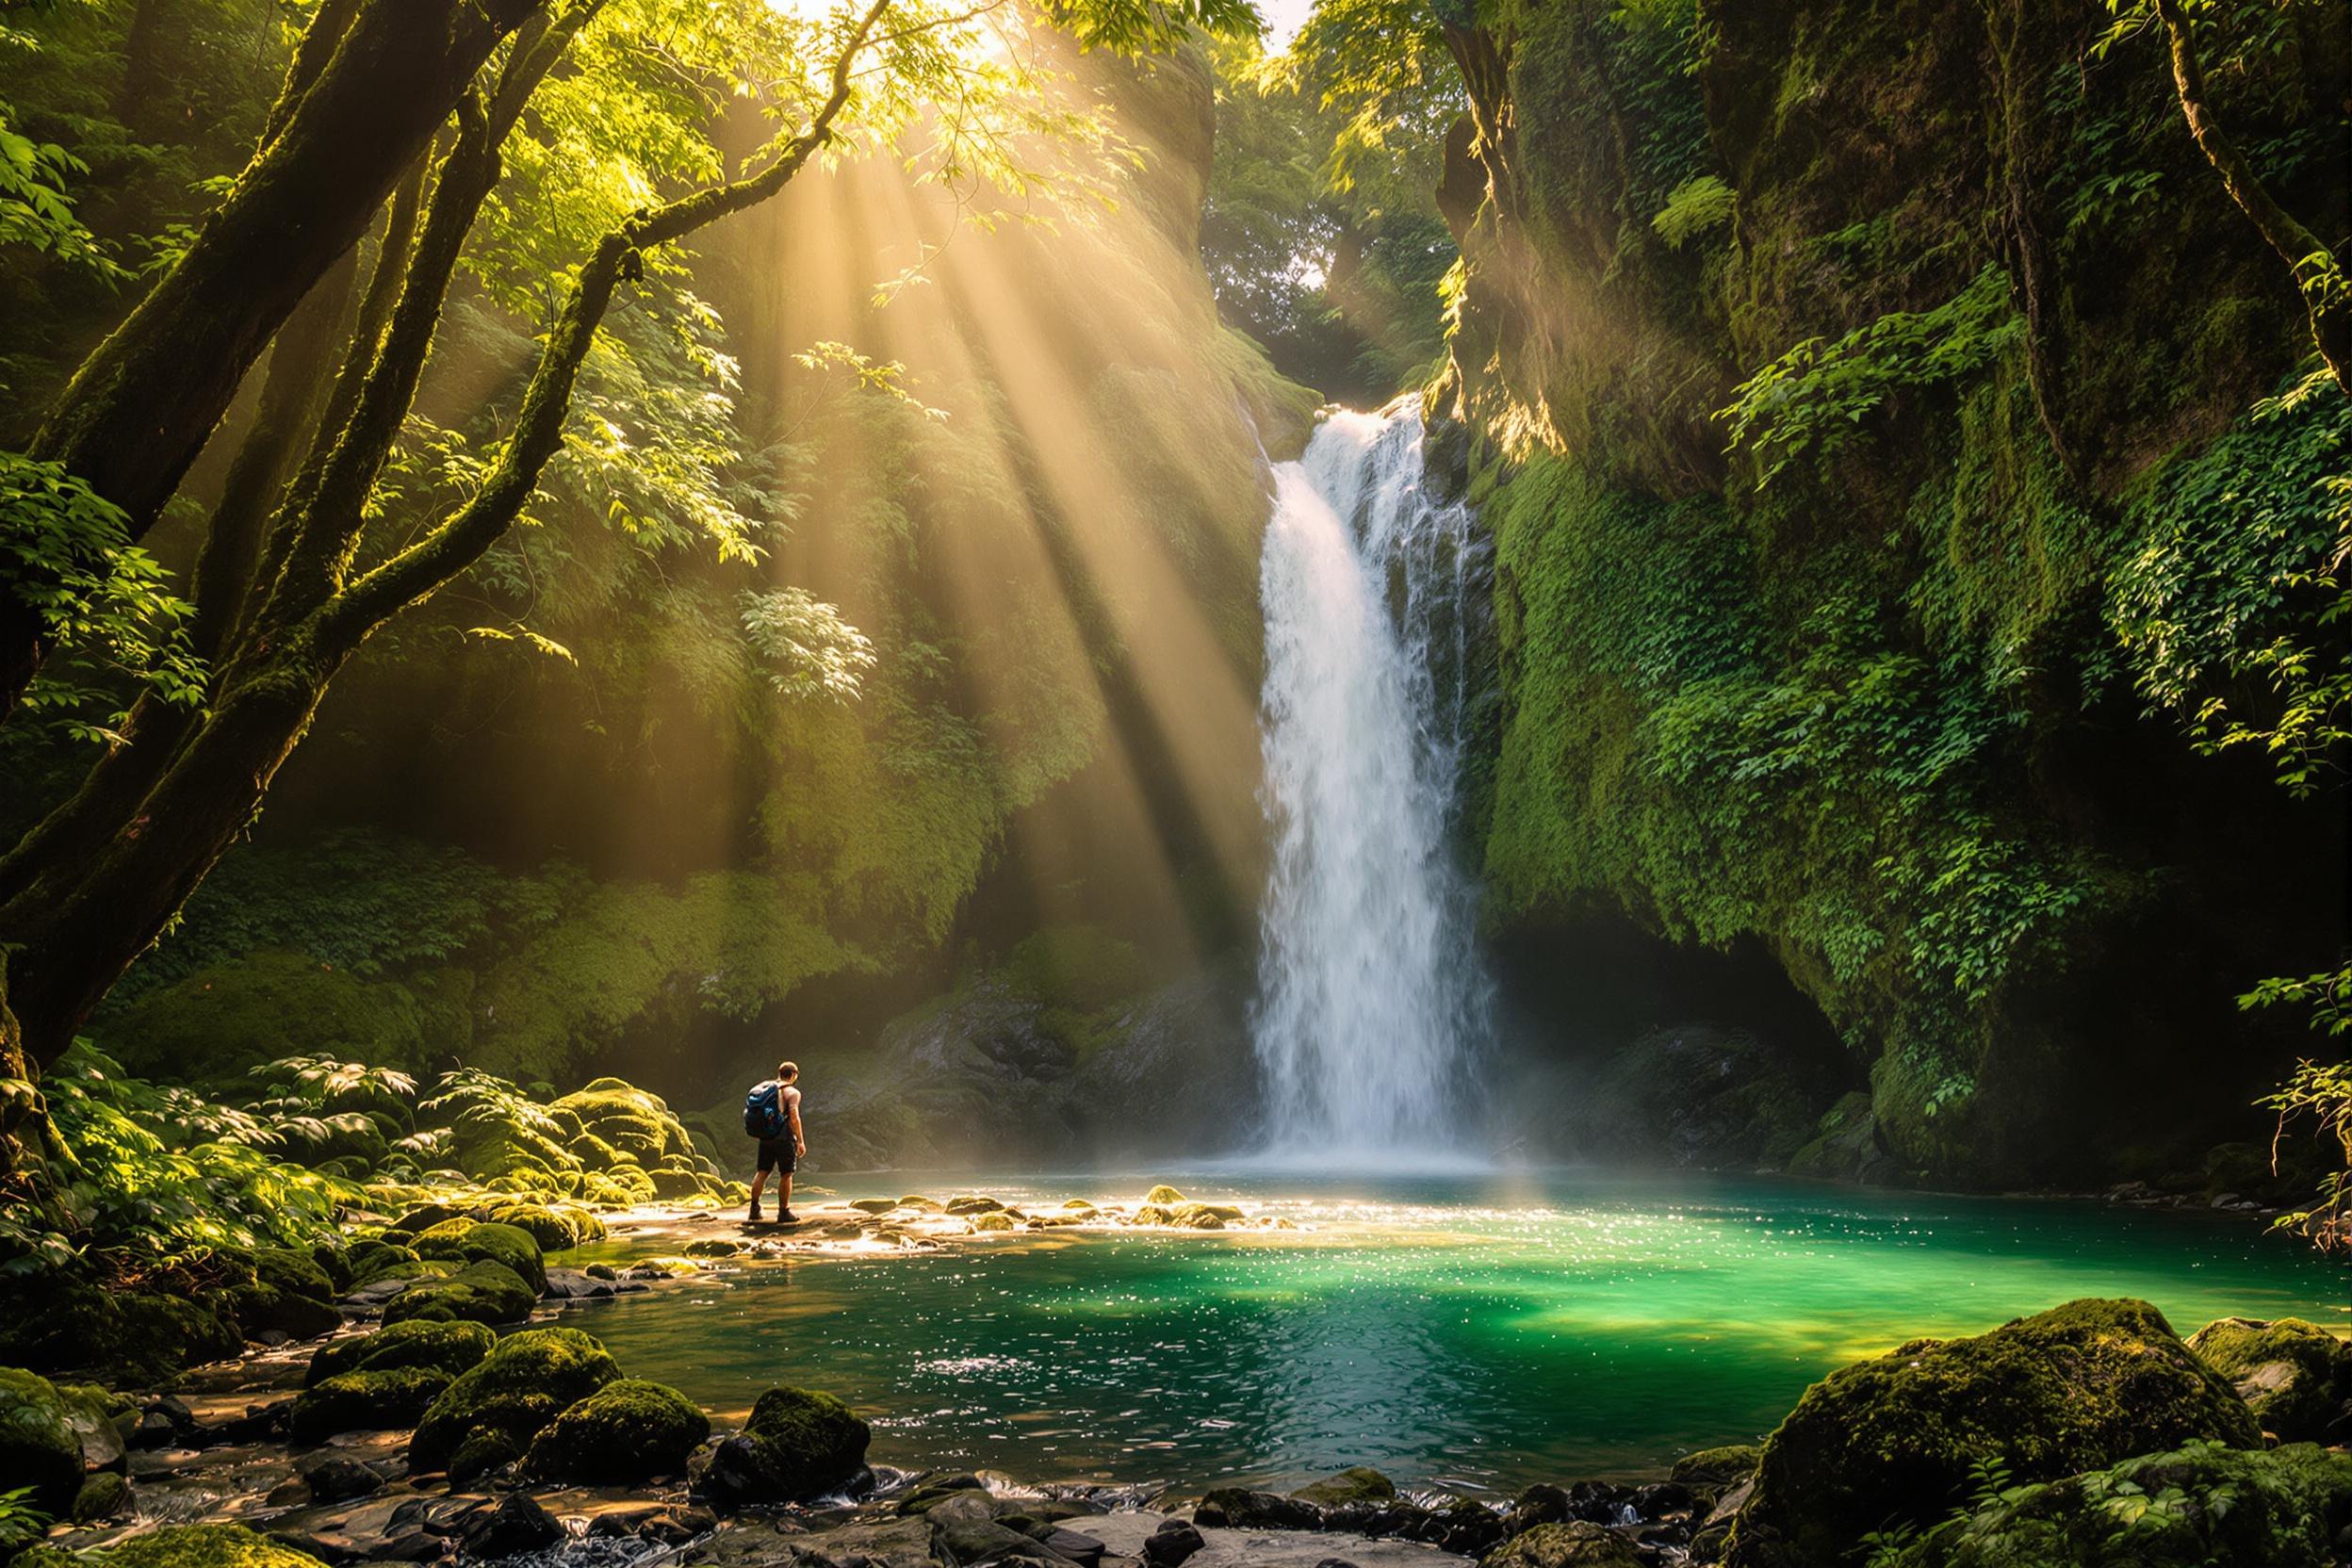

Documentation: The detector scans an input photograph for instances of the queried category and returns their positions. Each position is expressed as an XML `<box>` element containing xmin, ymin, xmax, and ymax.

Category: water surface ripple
<box><xmin>578</xmin><ymin>1170</ymin><xmax>2344</xmax><ymax>1493</ymax></box>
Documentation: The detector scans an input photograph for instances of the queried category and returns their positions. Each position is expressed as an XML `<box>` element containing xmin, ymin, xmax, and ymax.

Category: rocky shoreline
<box><xmin>8</xmin><ymin>1189</ymin><xmax>2352</xmax><ymax>1568</ymax></box>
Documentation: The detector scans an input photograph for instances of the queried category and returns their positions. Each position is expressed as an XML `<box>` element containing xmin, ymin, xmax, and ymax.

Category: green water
<box><xmin>575</xmin><ymin>1170</ymin><xmax>2345</xmax><ymax>1496</ymax></box>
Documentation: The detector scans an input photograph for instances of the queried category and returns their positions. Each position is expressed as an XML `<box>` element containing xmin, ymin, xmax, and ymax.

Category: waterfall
<box><xmin>1251</xmin><ymin>400</ymin><xmax>1496</xmax><ymax>1159</ymax></box>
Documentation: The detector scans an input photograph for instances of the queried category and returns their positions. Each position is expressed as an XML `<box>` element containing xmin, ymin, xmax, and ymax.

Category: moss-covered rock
<box><xmin>1143</xmin><ymin>1185</ymin><xmax>1185</xmax><ymax>1205</ymax></box>
<box><xmin>305</xmin><ymin>1319</ymin><xmax>496</xmax><ymax>1388</ymax></box>
<box><xmin>448</xmin><ymin>1429</ymin><xmax>521</xmax><ymax>1488</ymax></box>
<box><xmin>696</xmin><ymin>1386</ymin><xmax>871</xmax><ymax>1509</ymax></box>
<box><xmin>215</xmin><ymin>1249</ymin><xmax>342</xmax><ymax>1341</ymax></box>
<box><xmin>408</xmin><ymin>1326</ymin><xmax>618</xmax><ymax>1475</ymax></box>
<box><xmin>485</xmin><ymin>1203</ymin><xmax>604</xmax><ymax>1250</ymax></box>
<box><xmin>1889</xmin><ymin>1442</ymin><xmax>2352</xmax><ymax>1568</ymax></box>
<box><xmin>523</xmin><ymin>1379</ymin><xmax>710</xmax><ymax>1482</ymax></box>
<box><xmin>1669</xmin><ymin>1445</ymin><xmax>1761</xmax><ymax>1488</ymax></box>
<box><xmin>84</xmin><ymin>1524</ymin><xmax>330</xmax><ymax>1568</ymax></box>
<box><xmin>0</xmin><ymin>1367</ymin><xmax>86</xmax><ymax>1516</ymax></box>
<box><xmin>1478</xmin><ymin>1523</ymin><xmax>1643</xmax><ymax>1568</ymax></box>
<box><xmin>342</xmin><ymin>1239</ymin><xmax>422</xmax><ymax>1290</ymax></box>
<box><xmin>72</xmin><ymin>1470</ymin><xmax>129</xmax><ymax>1524</ymax></box>
<box><xmin>409</xmin><ymin>1220</ymin><xmax>545</xmax><ymax>1293</ymax></box>
<box><xmin>1723</xmin><ymin>1298</ymin><xmax>2261</xmax><ymax>1568</ymax></box>
<box><xmin>380</xmin><ymin>1260</ymin><xmax>536</xmax><ymax>1328</ymax></box>
<box><xmin>1291</xmin><ymin>1466</ymin><xmax>1396</xmax><ymax>1506</ymax></box>
<box><xmin>2185</xmin><ymin>1316</ymin><xmax>2352</xmax><ymax>1443</ymax></box>
<box><xmin>288</xmin><ymin>1366</ymin><xmax>453</xmax><ymax>1444</ymax></box>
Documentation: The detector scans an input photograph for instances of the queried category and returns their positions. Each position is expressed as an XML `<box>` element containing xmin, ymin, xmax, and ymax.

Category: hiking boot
<box><xmin>747</xmin><ymin>1201</ymin><xmax>762</xmax><ymax>1223</ymax></box>
<box><xmin>777</xmin><ymin>1209</ymin><xmax>798</xmax><ymax>1223</ymax></box>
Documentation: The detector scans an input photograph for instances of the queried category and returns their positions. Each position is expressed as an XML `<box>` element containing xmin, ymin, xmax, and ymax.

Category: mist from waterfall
<box><xmin>1250</xmin><ymin>400</ymin><xmax>1496</xmax><ymax>1161</ymax></box>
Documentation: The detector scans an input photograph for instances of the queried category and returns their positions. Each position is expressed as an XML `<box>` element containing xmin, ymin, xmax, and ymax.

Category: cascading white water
<box><xmin>1251</xmin><ymin>400</ymin><xmax>1495</xmax><ymax>1158</ymax></box>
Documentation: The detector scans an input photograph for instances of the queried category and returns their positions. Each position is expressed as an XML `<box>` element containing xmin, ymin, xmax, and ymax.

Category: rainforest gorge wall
<box><xmin>1427</xmin><ymin>0</ymin><xmax>2350</xmax><ymax>1186</ymax></box>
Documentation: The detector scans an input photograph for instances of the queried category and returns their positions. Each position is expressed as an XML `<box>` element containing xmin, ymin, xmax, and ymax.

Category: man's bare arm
<box><xmin>789</xmin><ymin>1087</ymin><xmax>806</xmax><ymax>1154</ymax></box>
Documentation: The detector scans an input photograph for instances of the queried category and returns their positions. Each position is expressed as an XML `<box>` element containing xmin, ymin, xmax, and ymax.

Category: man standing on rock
<box><xmin>744</xmin><ymin>1061</ymin><xmax>804</xmax><ymax>1224</ymax></box>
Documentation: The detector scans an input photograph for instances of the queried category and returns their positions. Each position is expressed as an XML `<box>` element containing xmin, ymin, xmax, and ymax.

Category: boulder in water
<box><xmin>1143</xmin><ymin>1185</ymin><xmax>1185</xmax><ymax>1206</ymax></box>
<box><xmin>1723</xmin><ymin>1298</ymin><xmax>2261</xmax><ymax>1568</ymax></box>
<box><xmin>408</xmin><ymin>1326</ymin><xmax>617</xmax><ymax>1475</ymax></box>
<box><xmin>290</xmin><ymin>1366</ymin><xmax>453</xmax><ymax>1443</ymax></box>
<box><xmin>524</xmin><ymin>1379</ymin><xmax>710</xmax><ymax>1482</ymax></box>
<box><xmin>694</xmin><ymin>1385</ymin><xmax>870</xmax><ymax>1509</ymax></box>
<box><xmin>460</xmin><ymin>1494</ymin><xmax>564</xmax><ymax>1559</ymax></box>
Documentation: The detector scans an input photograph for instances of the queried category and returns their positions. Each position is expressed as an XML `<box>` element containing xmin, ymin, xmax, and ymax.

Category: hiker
<box><xmin>743</xmin><ymin>1060</ymin><xmax>804</xmax><ymax>1223</ymax></box>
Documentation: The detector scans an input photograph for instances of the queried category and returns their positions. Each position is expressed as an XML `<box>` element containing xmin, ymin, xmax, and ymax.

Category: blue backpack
<box><xmin>743</xmin><ymin>1080</ymin><xmax>786</xmax><ymax>1139</ymax></box>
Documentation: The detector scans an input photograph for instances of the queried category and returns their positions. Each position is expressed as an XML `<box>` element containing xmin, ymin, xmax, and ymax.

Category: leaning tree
<box><xmin>0</xmin><ymin>0</ymin><xmax>1252</xmax><ymax>1181</ymax></box>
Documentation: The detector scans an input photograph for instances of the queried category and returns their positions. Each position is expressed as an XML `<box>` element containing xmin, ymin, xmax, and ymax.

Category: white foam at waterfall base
<box><xmin>1250</xmin><ymin>401</ymin><xmax>1497</xmax><ymax>1167</ymax></box>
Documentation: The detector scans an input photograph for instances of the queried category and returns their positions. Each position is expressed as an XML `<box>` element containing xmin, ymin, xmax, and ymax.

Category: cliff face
<box><xmin>1433</xmin><ymin>0</ymin><xmax>2350</xmax><ymax>1184</ymax></box>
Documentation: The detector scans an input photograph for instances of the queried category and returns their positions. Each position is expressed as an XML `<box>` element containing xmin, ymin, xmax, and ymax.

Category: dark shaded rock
<box><xmin>1630</xmin><ymin>1481</ymin><xmax>1694</xmax><ymax>1519</ymax></box>
<box><xmin>449</xmin><ymin>1429</ymin><xmax>523</xmax><ymax>1488</ymax></box>
<box><xmin>1193</xmin><ymin>1488</ymin><xmax>1322</xmax><ymax>1529</ymax></box>
<box><xmin>219</xmin><ymin>1249</ymin><xmax>343</xmax><ymax>1342</ymax></box>
<box><xmin>205</xmin><ymin>1399</ymin><xmax>291</xmax><ymax>1446</ymax></box>
<box><xmin>694</xmin><ymin>1386</ymin><xmax>870</xmax><ymax>1509</ymax></box>
<box><xmin>298</xmin><ymin>1456</ymin><xmax>384</xmax><ymax>1504</ymax></box>
<box><xmin>1140</xmin><ymin>1521</ymin><xmax>1203</xmax><ymax>1567</ymax></box>
<box><xmin>1668</xmin><ymin>1446</ymin><xmax>1761</xmax><ymax>1490</ymax></box>
<box><xmin>1038</xmin><ymin>1528</ymin><xmax>1104</xmax><ymax>1565</ymax></box>
<box><xmin>523</xmin><ymin>1378</ymin><xmax>710</xmax><ymax>1482</ymax></box>
<box><xmin>73</xmin><ymin>1470</ymin><xmax>130</xmax><ymax>1523</ymax></box>
<box><xmin>897</xmin><ymin>1474</ymin><xmax>990</xmax><ymax>1515</ymax></box>
<box><xmin>2186</xmin><ymin>1315</ymin><xmax>2352</xmax><ymax>1442</ymax></box>
<box><xmin>1723</xmin><ymin>1298</ymin><xmax>2262</xmax><ymax>1568</ymax></box>
<box><xmin>374</xmin><ymin>1533</ymin><xmax>447</xmax><ymax>1562</ymax></box>
<box><xmin>0</xmin><ymin>1368</ymin><xmax>87</xmax><ymax>1515</ymax></box>
<box><xmin>1427</xmin><ymin>1496</ymin><xmax>1508</xmax><ymax>1557</ymax></box>
<box><xmin>459</xmin><ymin>1494</ymin><xmax>563</xmax><ymax>1560</ymax></box>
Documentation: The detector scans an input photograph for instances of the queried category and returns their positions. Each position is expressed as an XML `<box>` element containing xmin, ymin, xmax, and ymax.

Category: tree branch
<box><xmin>2153</xmin><ymin>0</ymin><xmax>2351</xmax><ymax>396</ymax></box>
<box><xmin>322</xmin><ymin>0</ymin><xmax>894</xmax><ymax>644</ymax></box>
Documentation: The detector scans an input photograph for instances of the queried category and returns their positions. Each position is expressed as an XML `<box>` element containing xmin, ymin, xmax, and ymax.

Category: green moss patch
<box><xmin>1724</xmin><ymin>1298</ymin><xmax>2260</xmax><ymax>1568</ymax></box>
<box><xmin>523</xmin><ymin>1379</ymin><xmax>710</xmax><ymax>1482</ymax></box>
<box><xmin>408</xmin><ymin>1326</ymin><xmax>618</xmax><ymax>1475</ymax></box>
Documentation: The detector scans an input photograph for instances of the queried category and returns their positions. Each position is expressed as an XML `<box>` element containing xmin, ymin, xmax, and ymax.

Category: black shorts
<box><xmin>757</xmin><ymin>1136</ymin><xmax>796</xmax><ymax>1175</ymax></box>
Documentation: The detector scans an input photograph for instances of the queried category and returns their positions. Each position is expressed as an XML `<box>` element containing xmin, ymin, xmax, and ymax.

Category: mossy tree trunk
<box><xmin>0</xmin><ymin>0</ymin><xmax>543</xmax><ymax>726</ymax></box>
<box><xmin>0</xmin><ymin>0</ymin><xmax>894</xmax><ymax>1076</ymax></box>
<box><xmin>2154</xmin><ymin>0</ymin><xmax>2352</xmax><ymax>398</ymax></box>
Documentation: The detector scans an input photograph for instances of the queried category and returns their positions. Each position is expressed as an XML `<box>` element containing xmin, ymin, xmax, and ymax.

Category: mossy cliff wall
<box><xmin>1431</xmin><ymin>0</ymin><xmax>2349</xmax><ymax>1184</ymax></box>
